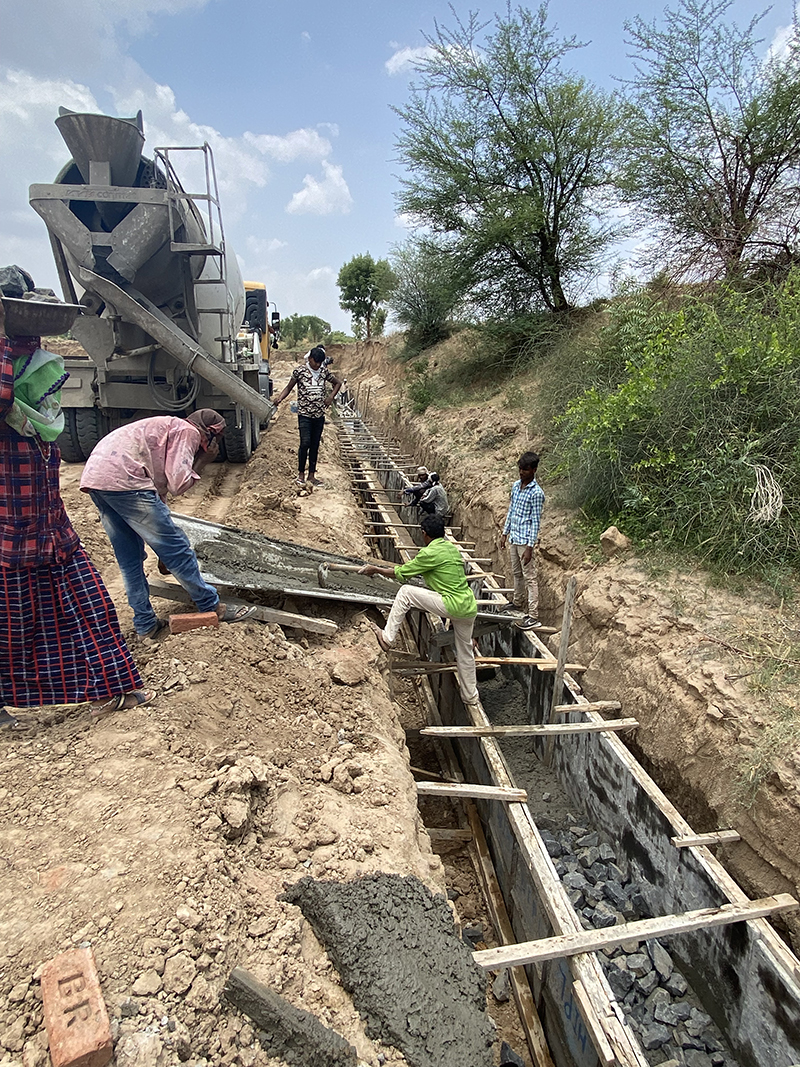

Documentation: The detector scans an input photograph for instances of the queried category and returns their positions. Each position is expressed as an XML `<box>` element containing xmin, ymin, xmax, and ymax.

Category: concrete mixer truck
<box><xmin>28</xmin><ymin>108</ymin><xmax>279</xmax><ymax>463</ymax></box>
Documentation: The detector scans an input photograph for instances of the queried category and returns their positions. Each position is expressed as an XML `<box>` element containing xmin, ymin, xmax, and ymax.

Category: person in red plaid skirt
<box><xmin>0</xmin><ymin>298</ymin><xmax>153</xmax><ymax>730</ymax></box>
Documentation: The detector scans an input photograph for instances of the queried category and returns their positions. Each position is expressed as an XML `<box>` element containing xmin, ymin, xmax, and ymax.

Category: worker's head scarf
<box><xmin>186</xmin><ymin>408</ymin><xmax>226</xmax><ymax>449</ymax></box>
<box><xmin>3</xmin><ymin>340</ymin><xmax>69</xmax><ymax>442</ymax></box>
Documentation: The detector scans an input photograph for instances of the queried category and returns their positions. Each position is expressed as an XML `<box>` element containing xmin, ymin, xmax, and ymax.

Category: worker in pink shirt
<box><xmin>81</xmin><ymin>410</ymin><xmax>255</xmax><ymax>637</ymax></box>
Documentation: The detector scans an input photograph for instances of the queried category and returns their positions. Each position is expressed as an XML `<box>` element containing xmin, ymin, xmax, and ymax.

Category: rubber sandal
<box><xmin>91</xmin><ymin>688</ymin><xmax>156</xmax><ymax>720</ymax></box>
<box><xmin>0</xmin><ymin>708</ymin><xmax>19</xmax><ymax>729</ymax></box>
<box><xmin>370</xmin><ymin>621</ymin><xmax>391</xmax><ymax>653</ymax></box>
<box><xmin>218</xmin><ymin>603</ymin><xmax>258</xmax><ymax>623</ymax></box>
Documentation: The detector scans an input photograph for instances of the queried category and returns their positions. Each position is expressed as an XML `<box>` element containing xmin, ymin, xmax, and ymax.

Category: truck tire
<box><xmin>250</xmin><ymin>412</ymin><xmax>260</xmax><ymax>453</ymax></box>
<box><xmin>57</xmin><ymin>409</ymin><xmax>85</xmax><ymax>463</ymax></box>
<box><xmin>223</xmin><ymin>415</ymin><xmax>251</xmax><ymax>463</ymax></box>
<box><xmin>75</xmin><ymin>408</ymin><xmax>105</xmax><ymax>459</ymax></box>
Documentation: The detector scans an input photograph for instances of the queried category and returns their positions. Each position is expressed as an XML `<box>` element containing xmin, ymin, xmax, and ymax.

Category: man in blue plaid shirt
<box><xmin>501</xmin><ymin>451</ymin><xmax>545</xmax><ymax>630</ymax></box>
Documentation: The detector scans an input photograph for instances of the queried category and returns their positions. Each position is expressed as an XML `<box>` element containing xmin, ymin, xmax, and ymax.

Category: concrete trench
<box><xmin>333</xmin><ymin>389</ymin><xmax>800</xmax><ymax>1067</ymax></box>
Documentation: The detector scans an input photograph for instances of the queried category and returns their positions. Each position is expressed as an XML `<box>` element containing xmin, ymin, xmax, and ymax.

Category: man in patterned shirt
<box><xmin>501</xmin><ymin>451</ymin><xmax>545</xmax><ymax>630</ymax></box>
<box><xmin>273</xmin><ymin>345</ymin><xmax>342</xmax><ymax>486</ymax></box>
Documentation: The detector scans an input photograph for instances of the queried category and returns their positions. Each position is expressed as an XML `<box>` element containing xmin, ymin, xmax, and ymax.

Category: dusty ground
<box><xmin>345</xmin><ymin>338</ymin><xmax>800</xmax><ymax>954</ymax></box>
<box><xmin>4</xmin><ymin>336</ymin><xmax>800</xmax><ymax>1067</ymax></box>
<box><xmin>0</xmin><ymin>352</ymin><xmax>525</xmax><ymax>1067</ymax></box>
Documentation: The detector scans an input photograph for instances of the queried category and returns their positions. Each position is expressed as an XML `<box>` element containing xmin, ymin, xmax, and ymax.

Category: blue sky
<box><xmin>0</xmin><ymin>0</ymin><xmax>793</xmax><ymax>332</ymax></box>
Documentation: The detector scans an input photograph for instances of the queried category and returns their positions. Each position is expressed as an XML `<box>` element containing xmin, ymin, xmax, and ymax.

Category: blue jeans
<box><xmin>88</xmin><ymin>490</ymin><xmax>219</xmax><ymax>635</ymax></box>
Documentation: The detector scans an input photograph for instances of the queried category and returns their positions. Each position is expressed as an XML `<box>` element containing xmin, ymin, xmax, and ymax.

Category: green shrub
<box><xmin>553</xmin><ymin>272</ymin><xmax>800</xmax><ymax>574</ymax></box>
<box><xmin>407</xmin><ymin>371</ymin><xmax>437</xmax><ymax>413</ymax></box>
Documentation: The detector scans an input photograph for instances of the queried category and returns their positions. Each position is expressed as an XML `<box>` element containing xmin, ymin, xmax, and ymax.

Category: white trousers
<box><xmin>383</xmin><ymin>584</ymin><xmax>479</xmax><ymax>703</ymax></box>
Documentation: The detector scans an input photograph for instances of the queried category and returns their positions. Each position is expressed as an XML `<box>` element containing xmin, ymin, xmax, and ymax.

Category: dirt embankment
<box><xmin>0</xmin><ymin>356</ymin><xmax>525</xmax><ymax>1067</ymax></box>
<box><xmin>341</xmin><ymin>340</ymin><xmax>800</xmax><ymax>954</ymax></box>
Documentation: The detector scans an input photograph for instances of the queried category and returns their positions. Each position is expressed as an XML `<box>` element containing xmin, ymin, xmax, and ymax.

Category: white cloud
<box><xmin>110</xmin><ymin>82</ymin><xmax>271</xmax><ymax>223</ymax></box>
<box><xmin>301</xmin><ymin>30</ymin><xmax>311</xmax><ymax>43</ymax></box>
<box><xmin>286</xmin><ymin>161</ymin><xmax>353</xmax><ymax>216</ymax></box>
<box><xmin>385</xmin><ymin>45</ymin><xmax>435</xmax><ymax>76</ymax></box>
<box><xmin>394</xmin><ymin>211</ymin><xmax>423</xmax><ymax>229</ymax></box>
<box><xmin>768</xmin><ymin>16</ymin><xmax>797</xmax><ymax>61</ymax></box>
<box><xmin>306</xmin><ymin>266</ymin><xmax>337</xmax><ymax>285</ymax></box>
<box><xmin>244</xmin><ymin>127</ymin><xmax>332</xmax><ymax>163</ymax></box>
<box><xmin>0</xmin><ymin>69</ymin><xmax>99</xmax><ymax>122</ymax></box>
<box><xmin>246</xmin><ymin>235</ymin><xmax>288</xmax><ymax>257</ymax></box>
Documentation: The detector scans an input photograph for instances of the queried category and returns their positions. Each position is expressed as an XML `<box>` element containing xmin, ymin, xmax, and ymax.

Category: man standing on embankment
<box><xmin>501</xmin><ymin>451</ymin><xmax>545</xmax><ymax>631</ymax></box>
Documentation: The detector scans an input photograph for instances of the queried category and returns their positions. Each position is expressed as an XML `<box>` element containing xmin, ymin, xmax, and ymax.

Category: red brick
<box><xmin>168</xmin><ymin>611</ymin><xmax>220</xmax><ymax>634</ymax></box>
<box><xmin>41</xmin><ymin>947</ymin><xmax>112</xmax><ymax>1067</ymax></box>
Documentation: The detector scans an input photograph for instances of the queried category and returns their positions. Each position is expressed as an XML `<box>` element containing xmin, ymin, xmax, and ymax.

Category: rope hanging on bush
<box><xmin>747</xmin><ymin>463</ymin><xmax>783</xmax><ymax>524</ymax></box>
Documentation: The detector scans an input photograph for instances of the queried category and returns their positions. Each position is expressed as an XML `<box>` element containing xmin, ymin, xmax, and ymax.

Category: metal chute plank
<box><xmin>77</xmin><ymin>267</ymin><xmax>274</xmax><ymax>421</ymax></box>
<box><xmin>168</xmin><ymin>513</ymin><xmax>397</xmax><ymax>607</ymax></box>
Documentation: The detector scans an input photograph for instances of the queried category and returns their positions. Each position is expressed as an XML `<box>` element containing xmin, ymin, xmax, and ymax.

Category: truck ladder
<box><xmin>154</xmin><ymin>143</ymin><xmax>236</xmax><ymax>358</ymax></box>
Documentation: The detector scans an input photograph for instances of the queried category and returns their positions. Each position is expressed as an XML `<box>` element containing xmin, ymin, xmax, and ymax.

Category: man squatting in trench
<box><xmin>359</xmin><ymin>513</ymin><xmax>480</xmax><ymax>710</ymax></box>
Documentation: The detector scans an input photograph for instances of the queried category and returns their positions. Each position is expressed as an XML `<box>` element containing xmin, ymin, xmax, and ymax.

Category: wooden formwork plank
<box><xmin>147</xmin><ymin>581</ymin><xmax>338</xmax><ymax>636</ymax></box>
<box><xmin>545</xmin><ymin>575</ymin><xmax>577</xmax><ymax>764</ymax></box>
<box><xmin>552</xmin><ymin>701</ymin><xmax>622</xmax><ymax>714</ymax></box>
<box><xmin>416</xmin><ymin>782</ymin><xmax>528</xmax><ymax>802</ymax></box>
<box><xmin>420</xmin><ymin>719</ymin><xmax>639</xmax><ymax>738</ymax></box>
<box><xmin>400</xmin><ymin>659</ymin><xmax>588</xmax><ymax>673</ymax></box>
<box><xmin>672</xmin><ymin>830</ymin><xmax>741</xmax><ymax>848</ymax></box>
<box><xmin>474</xmin><ymin>894</ymin><xmax>799</xmax><ymax>970</ymax></box>
<box><xmin>426</xmin><ymin>827</ymin><xmax>473</xmax><ymax>842</ymax></box>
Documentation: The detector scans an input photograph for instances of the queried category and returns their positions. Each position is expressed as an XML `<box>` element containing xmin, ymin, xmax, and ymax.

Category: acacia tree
<box><xmin>337</xmin><ymin>254</ymin><xmax>396</xmax><ymax>340</ymax></box>
<box><xmin>393</xmin><ymin>5</ymin><xmax>622</xmax><ymax>316</ymax></box>
<box><xmin>622</xmin><ymin>0</ymin><xmax>800</xmax><ymax>278</ymax></box>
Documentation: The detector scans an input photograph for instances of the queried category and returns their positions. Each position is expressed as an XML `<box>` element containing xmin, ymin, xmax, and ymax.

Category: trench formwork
<box><xmin>335</xmin><ymin>388</ymin><xmax>800</xmax><ymax>1067</ymax></box>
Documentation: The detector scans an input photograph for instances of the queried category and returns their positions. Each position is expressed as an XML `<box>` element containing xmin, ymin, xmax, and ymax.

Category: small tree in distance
<box><xmin>279</xmin><ymin>314</ymin><xmax>331</xmax><ymax>348</ymax></box>
<box><xmin>388</xmin><ymin>236</ymin><xmax>465</xmax><ymax>354</ymax></box>
<box><xmin>337</xmin><ymin>253</ymin><xmax>396</xmax><ymax>340</ymax></box>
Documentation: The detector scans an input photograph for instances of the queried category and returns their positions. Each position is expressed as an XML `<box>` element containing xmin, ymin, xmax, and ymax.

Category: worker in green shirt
<box><xmin>359</xmin><ymin>514</ymin><xmax>479</xmax><ymax>708</ymax></box>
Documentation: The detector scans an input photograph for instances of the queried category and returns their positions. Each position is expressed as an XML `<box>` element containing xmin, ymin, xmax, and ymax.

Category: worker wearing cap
<box><xmin>360</xmin><ymin>513</ymin><xmax>479</xmax><ymax>709</ymax></box>
<box><xmin>403</xmin><ymin>465</ymin><xmax>433</xmax><ymax>507</ymax></box>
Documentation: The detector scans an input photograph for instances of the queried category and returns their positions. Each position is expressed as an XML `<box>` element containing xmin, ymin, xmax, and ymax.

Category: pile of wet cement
<box><xmin>281</xmin><ymin>872</ymin><xmax>495</xmax><ymax>1067</ymax></box>
<box><xmin>194</xmin><ymin>532</ymin><xmax>397</xmax><ymax>600</ymax></box>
